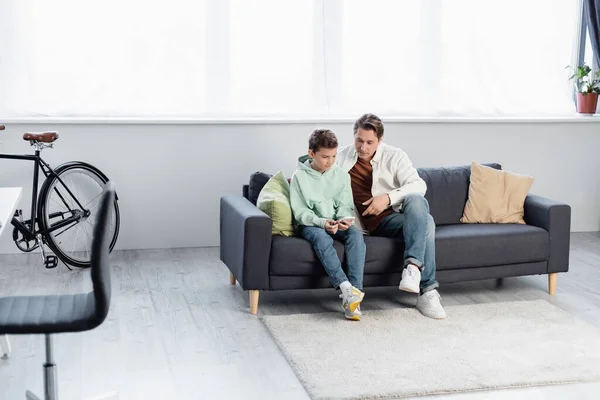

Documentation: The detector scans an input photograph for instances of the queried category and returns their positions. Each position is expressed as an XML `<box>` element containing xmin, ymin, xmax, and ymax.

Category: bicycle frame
<box><xmin>0</xmin><ymin>149</ymin><xmax>88</xmax><ymax>241</ymax></box>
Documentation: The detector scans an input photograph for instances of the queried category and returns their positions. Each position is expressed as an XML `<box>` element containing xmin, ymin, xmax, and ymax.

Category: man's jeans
<box><xmin>373</xmin><ymin>193</ymin><xmax>439</xmax><ymax>293</ymax></box>
<box><xmin>299</xmin><ymin>225</ymin><xmax>366</xmax><ymax>289</ymax></box>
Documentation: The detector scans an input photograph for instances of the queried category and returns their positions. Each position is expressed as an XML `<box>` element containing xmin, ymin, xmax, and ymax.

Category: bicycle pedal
<box><xmin>44</xmin><ymin>255</ymin><xmax>58</xmax><ymax>269</ymax></box>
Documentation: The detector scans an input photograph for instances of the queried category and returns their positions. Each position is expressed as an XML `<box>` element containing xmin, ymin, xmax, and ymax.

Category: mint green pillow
<box><xmin>256</xmin><ymin>171</ymin><xmax>295</xmax><ymax>236</ymax></box>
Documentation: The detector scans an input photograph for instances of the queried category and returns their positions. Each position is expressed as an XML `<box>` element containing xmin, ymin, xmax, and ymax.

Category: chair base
<box><xmin>25</xmin><ymin>335</ymin><xmax>119</xmax><ymax>400</ymax></box>
<box><xmin>25</xmin><ymin>390</ymin><xmax>41</xmax><ymax>400</ymax></box>
<box><xmin>25</xmin><ymin>361</ymin><xmax>58</xmax><ymax>400</ymax></box>
<box><xmin>0</xmin><ymin>334</ymin><xmax>10</xmax><ymax>359</ymax></box>
<box><xmin>26</xmin><ymin>390</ymin><xmax>119</xmax><ymax>400</ymax></box>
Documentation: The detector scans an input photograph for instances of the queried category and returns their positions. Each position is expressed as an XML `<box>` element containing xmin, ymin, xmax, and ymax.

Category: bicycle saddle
<box><xmin>23</xmin><ymin>131</ymin><xmax>59</xmax><ymax>143</ymax></box>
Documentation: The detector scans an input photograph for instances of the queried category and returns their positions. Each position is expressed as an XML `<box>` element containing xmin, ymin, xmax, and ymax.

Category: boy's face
<box><xmin>308</xmin><ymin>147</ymin><xmax>337</xmax><ymax>173</ymax></box>
<box><xmin>354</xmin><ymin>128</ymin><xmax>381</xmax><ymax>161</ymax></box>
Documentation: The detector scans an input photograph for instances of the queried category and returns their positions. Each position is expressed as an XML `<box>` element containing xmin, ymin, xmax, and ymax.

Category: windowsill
<box><xmin>2</xmin><ymin>113</ymin><xmax>600</xmax><ymax>125</ymax></box>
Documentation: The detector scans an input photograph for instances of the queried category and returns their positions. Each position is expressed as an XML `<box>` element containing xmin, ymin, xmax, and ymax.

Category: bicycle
<box><xmin>0</xmin><ymin>124</ymin><xmax>120</xmax><ymax>269</ymax></box>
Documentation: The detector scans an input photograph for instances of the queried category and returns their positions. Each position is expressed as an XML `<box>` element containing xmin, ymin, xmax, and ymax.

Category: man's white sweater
<box><xmin>336</xmin><ymin>142</ymin><xmax>427</xmax><ymax>231</ymax></box>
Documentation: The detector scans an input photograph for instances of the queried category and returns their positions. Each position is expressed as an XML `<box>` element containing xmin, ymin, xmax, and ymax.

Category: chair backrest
<box><xmin>91</xmin><ymin>181</ymin><xmax>116</xmax><ymax>323</ymax></box>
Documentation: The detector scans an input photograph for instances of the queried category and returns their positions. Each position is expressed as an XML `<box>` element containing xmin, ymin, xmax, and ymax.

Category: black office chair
<box><xmin>0</xmin><ymin>182</ymin><xmax>118</xmax><ymax>400</ymax></box>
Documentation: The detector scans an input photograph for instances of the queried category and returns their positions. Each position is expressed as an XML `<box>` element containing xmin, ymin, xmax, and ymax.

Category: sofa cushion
<box><xmin>248</xmin><ymin>172</ymin><xmax>273</xmax><ymax>205</ymax></box>
<box><xmin>431</xmin><ymin>223</ymin><xmax>548</xmax><ymax>270</ymax></box>
<box><xmin>270</xmin><ymin>236</ymin><xmax>345</xmax><ymax>276</ymax></box>
<box><xmin>417</xmin><ymin>163</ymin><xmax>501</xmax><ymax>226</ymax></box>
<box><xmin>461</xmin><ymin>162</ymin><xmax>534</xmax><ymax>224</ymax></box>
<box><xmin>256</xmin><ymin>171</ymin><xmax>295</xmax><ymax>236</ymax></box>
<box><xmin>359</xmin><ymin>224</ymin><xmax>548</xmax><ymax>272</ymax></box>
<box><xmin>269</xmin><ymin>223</ymin><xmax>549</xmax><ymax>276</ymax></box>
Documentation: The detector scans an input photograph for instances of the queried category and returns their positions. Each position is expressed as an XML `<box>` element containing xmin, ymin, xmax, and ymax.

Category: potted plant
<box><xmin>567</xmin><ymin>64</ymin><xmax>600</xmax><ymax>114</ymax></box>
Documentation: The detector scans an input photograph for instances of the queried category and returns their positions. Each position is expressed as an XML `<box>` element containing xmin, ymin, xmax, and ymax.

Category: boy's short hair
<box><xmin>309</xmin><ymin>129</ymin><xmax>338</xmax><ymax>152</ymax></box>
<box><xmin>353</xmin><ymin>113</ymin><xmax>384</xmax><ymax>139</ymax></box>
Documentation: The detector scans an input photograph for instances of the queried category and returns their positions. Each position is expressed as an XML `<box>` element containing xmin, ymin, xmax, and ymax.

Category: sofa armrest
<box><xmin>524</xmin><ymin>194</ymin><xmax>571</xmax><ymax>273</ymax></box>
<box><xmin>220</xmin><ymin>195</ymin><xmax>272</xmax><ymax>290</ymax></box>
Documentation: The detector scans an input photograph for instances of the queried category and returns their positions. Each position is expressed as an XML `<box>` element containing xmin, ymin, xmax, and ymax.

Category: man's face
<box><xmin>308</xmin><ymin>147</ymin><xmax>337</xmax><ymax>172</ymax></box>
<box><xmin>354</xmin><ymin>128</ymin><xmax>381</xmax><ymax>160</ymax></box>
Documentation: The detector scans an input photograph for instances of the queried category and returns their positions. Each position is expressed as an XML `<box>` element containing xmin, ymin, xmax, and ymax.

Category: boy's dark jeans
<box><xmin>299</xmin><ymin>225</ymin><xmax>365</xmax><ymax>289</ymax></box>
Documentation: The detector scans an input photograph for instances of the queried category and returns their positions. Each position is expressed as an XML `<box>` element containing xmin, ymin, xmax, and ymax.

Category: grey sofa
<box><xmin>220</xmin><ymin>163</ymin><xmax>571</xmax><ymax>314</ymax></box>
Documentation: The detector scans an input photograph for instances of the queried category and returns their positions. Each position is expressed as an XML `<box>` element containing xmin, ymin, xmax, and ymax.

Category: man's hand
<box><xmin>362</xmin><ymin>194</ymin><xmax>391</xmax><ymax>216</ymax></box>
<box><xmin>325</xmin><ymin>219</ymin><xmax>339</xmax><ymax>235</ymax></box>
<box><xmin>337</xmin><ymin>219</ymin><xmax>352</xmax><ymax>231</ymax></box>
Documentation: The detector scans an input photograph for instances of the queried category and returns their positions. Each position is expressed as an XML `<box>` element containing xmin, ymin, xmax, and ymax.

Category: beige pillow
<box><xmin>461</xmin><ymin>162</ymin><xmax>534</xmax><ymax>224</ymax></box>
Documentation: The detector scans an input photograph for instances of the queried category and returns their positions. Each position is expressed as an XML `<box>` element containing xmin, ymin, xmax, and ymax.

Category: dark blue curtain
<box><xmin>585</xmin><ymin>0</ymin><xmax>600</xmax><ymax>68</ymax></box>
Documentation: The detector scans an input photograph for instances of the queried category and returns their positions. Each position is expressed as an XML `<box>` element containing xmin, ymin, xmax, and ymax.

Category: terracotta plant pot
<box><xmin>577</xmin><ymin>92</ymin><xmax>599</xmax><ymax>114</ymax></box>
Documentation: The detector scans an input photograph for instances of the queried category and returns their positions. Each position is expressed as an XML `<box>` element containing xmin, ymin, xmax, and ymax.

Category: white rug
<box><xmin>261</xmin><ymin>300</ymin><xmax>600</xmax><ymax>399</ymax></box>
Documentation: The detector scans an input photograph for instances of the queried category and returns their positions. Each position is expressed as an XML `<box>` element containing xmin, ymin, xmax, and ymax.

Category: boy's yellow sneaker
<box><xmin>340</xmin><ymin>286</ymin><xmax>365</xmax><ymax>320</ymax></box>
<box><xmin>344</xmin><ymin>305</ymin><xmax>362</xmax><ymax>321</ymax></box>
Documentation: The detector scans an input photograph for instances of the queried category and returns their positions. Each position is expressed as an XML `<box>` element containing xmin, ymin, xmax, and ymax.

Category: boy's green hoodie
<box><xmin>290</xmin><ymin>154</ymin><xmax>355</xmax><ymax>229</ymax></box>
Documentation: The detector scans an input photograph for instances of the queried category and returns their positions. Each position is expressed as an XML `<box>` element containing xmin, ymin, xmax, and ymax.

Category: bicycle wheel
<box><xmin>38</xmin><ymin>162</ymin><xmax>120</xmax><ymax>268</ymax></box>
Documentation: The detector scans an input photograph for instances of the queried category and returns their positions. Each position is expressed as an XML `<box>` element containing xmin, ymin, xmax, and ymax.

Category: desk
<box><xmin>0</xmin><ymin>187</ymin><xmax>22</xmax><ymax>359</ymax></box>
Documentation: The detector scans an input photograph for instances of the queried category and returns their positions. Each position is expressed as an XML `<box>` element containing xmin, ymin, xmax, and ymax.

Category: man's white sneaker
<box><xmin>416</xmin><ymin>289</ymin><xmax>447</xmax><ymax>319</ymax></box>
<box><xmin>399</xmin><ymin>264</ymin><xmax>421</xmax><ymax>293</ymax></box>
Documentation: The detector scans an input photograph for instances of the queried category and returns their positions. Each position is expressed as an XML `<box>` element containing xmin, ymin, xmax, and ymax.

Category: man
<box><xmin>336</xmin><ymin>113</ymin><xmax>446</xmax><ymax>319</ymax></box>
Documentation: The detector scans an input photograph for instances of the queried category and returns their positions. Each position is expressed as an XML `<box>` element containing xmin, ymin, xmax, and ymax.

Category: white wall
<box><xmin>1</xmin><ymin>121</ymin><xmax>599</xmax><ymax>254</ymax></box>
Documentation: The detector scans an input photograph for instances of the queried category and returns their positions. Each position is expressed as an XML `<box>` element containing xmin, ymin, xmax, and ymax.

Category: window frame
<box><xmin>0</xmin><ymin>0</ymin><xmax>592</xmax><ymax>122</ymax></box>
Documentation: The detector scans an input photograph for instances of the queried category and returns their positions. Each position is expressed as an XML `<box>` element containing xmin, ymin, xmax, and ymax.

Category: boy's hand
<box><xmin>325</xmin><ymin>220</ymin><xmax>338</xmax><ymax>234</ymax></box>
<box><xmin>337</xmin><ymin>219</ymin><xmax>352</xmax><ymax>231</ymax></box>
<box><xmin>362</xmin><ymin>194</ymin><xmax>391</xmax><ymax>216</ymax></box>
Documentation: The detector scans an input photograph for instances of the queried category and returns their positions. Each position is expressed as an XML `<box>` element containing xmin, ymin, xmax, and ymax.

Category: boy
<box><xmin>290</xmin><ymin>129</ymin><xmax>366</xmax><ymax>320</ymax></box>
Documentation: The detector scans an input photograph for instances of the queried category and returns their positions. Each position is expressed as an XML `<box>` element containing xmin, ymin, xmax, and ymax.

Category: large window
<box><xmin>0</xmin><ymin>0</ymin><xmax>582</xmax><ymax>118</ymax></box>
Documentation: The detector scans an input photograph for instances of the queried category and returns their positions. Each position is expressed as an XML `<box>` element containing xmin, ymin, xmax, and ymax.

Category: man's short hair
<box><xmin>309</xmin><ymin>129</ymin><xmax>338</xmax><ymax>152</ymax></box>
<box><xmin>354</xmin><ymin>113</ymin><xmax>384</xmax><ymax>139</ymax></box>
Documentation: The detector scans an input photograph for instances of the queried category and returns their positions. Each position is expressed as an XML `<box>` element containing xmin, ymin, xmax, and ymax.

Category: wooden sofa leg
<box><xmin>548</xmin><ymin>273</ymin><xmax>557</xmax><ymax>295</ymax></box>
<box><xmin>229</xmin><ymin>271</ymin><xmax>236</xmax><ymax>285</ymax></box>
<box><xmin>249</xmin><ymin>290</ymin><xmax>260</xmax><ymax>315</ymax></box>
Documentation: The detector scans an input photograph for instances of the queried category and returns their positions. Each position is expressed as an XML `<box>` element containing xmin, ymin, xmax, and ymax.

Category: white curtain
<box><xmin>0</xmin><ymin>0</ymin><xmax>581</xmax><ymax>118</ymax></box>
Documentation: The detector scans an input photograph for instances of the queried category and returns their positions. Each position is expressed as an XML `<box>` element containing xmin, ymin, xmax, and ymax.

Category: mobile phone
<box><xmin>338</xmin><ymin>216</ymin><xmax>355</xmax><ymax>223</ymax></box>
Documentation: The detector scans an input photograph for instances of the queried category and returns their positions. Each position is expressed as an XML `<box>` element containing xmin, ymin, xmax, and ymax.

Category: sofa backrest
<box><xmin>245</xmin><ymin>171</ymin><xmax>273</xmax><ymax>205</ymax></box>
<box><xmin>417</xmin><ymin>163</ymin><xmax>501</xmax><ymax>225</ymax></box>
<box><xmin>243</xmin><ymin>163</ymin><xmax>502</xmax><ymax>226</ymax></box>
